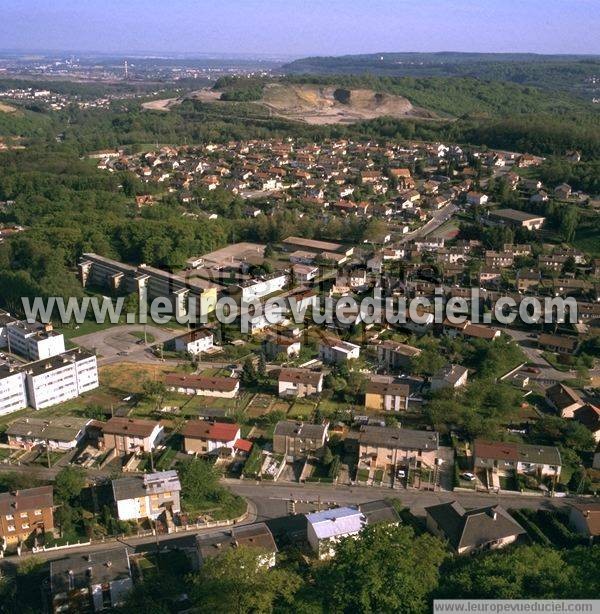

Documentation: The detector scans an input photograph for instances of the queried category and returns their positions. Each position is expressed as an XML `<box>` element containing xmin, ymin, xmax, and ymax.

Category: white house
<box><xmin>306</xmin><ymin>507</ymin><xmax>367</xmax><ymax>559</ymax></box>
<box><xmin>5</xmin><ymin>319</ymin><xmax>65</xmax><ymax>361</ymax></box>
<box><xmin>318</xmin><ymin>337</ymin><xmax>360</xmax><ymax>365</ymax></box>
<box><xmin>173</xmin><ymin>329</ymin><xmax>214</xmax><ymax>355</ymax></box>
<box><xmin>112</xmin><ymin>471</ymin><xmax>182</xmax><ymax>521</ymax></box>
<box><xmin>430</xmin><ymin>364</ymin><xmax>469</xmax><ymax>392</ymax></box>
<box><xmin>165</xmin><ymin>374</ymin><xmax>239</xmax><ymax>398</ymax></box>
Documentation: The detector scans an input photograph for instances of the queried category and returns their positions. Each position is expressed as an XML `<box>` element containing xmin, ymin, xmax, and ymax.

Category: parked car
<box><xmin>460</xmin><ymin>472</ymin><xmax>476</xmax><ymax>481</ymax></box>
<box><xmin>396</xmin><ymin>469</ymin><xmax>406</xmax><ymax>478</ymax></box>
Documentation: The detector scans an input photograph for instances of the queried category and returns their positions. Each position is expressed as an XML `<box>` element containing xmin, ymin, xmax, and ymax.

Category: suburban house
<box><xmin>101</xmin><ymin>417</ymin><xmax>164</xmax><ymax>454</ymax></box>
<box><xmin>182</xmin><ymin>420</ymin><xmax>242</xmax><ymax>456</ymax></box>
<box><xmin>112</xmin><ymin>470</ymin><xmax>181</xmax><ymax>522</ymax></box>
<box><xmin>430</xmin><ymin>364</ymin><xmax>469</xmax><ymax>392</ymax></box>
<box><xmin>306</xmin><ymin>507</ymin><xmax>366</xmax><ymax>559</ymax></box>
<box><xmin>467</xmin><ymin>191</ymin><xmax>488</xmax><ymax>206</ymax></box>
<box><xmin>568</xmin><ymin>503</ymin><xmax>600</xmax><ymax>540</ymax></box>
<box><xmin>278</xmin><ymin>368</ymin><xmax>324</xmax><ymax>398</ymax></box>
<box><xmin>165</xmin><ymin>374</ymin><xmax>239</xmax><ymax>398</ymax></box>
<box><xmin>0</xmin><ymin>485</ymin><xmax>54</xmax><ymax>543</ymax></box>
<box><xmin>364</xmin><ymin>377</ymin><xmax>410</xmax><ymax>412</ymax></box>
<box><xmin>358</xmin><ymin>499</ymin><xmax>401</xmax><ymax>526</ymax></box>
<box><xmin>425</xmin><ymin>501</ymin><xmax>526</xmax><ymax>554</ymax></box>
<box><xmin>196</xmin><ymin>522</ymin><xmax>278</xmax><ymax>568</ymax></box>
<box><xmin>377</xmin><ymin>340</ymin><xmax>422</xmax><ymax>371</ymax></box>
<box><xmin>273</xmin><ymin>420</ymin><xmax>329</xmax><ymax>460</ymax></box>
<box><xmin>172</xmin><ymin>329</ymin><xmax>214</xmax><ymax>355</ymax></box>
<box><xmin>318</xmin><ymin>336</ymin><xmax>360</xmax><ymax>364</ymax></box>
<box><xmin>545</xmin><ymin>383</ymin><xmax>585</xmax><ymax>418</ymax></box>
<box><xmin>5</xmin><ymin>415</ymin><xmax>91</xmax><ymax>451</ymax></box>
<box><xmin>50</xmin><ymin>548</ymin><xmax>133</xmax><ymax>612</ymax></box>
<box><xmin>474</xmin><ymin>440</ymin><xmax>562</xmax><ymax>479</ymax></box>
<box><xmin>571</xmin><ymin>404</ymin><xmax>600</xmax><ymax>443</ymax></box>
<box><xmin>263</xmin><ymin>333</ymin><xmax>301</xmax><ymax>359</ymax></box>
<box><xmin>357</xmin><ymin>426</ymin><xmax>439</xmax><ymax>472</ymax></box>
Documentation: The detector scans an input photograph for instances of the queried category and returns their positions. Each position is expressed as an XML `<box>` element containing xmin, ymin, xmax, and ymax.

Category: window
<box><xmin>7</xmin><ymin>525</ymin><xmax>15</xmax><ymax>532</ymax></box>
<box><xmin>34</xmin><ymin>510</ymin><xmax>42</xmax><ymax>516</ymax></box>
<box><xmin>20</xmin><ymin>512</ymin><xmax>28</xmax><ymax>519</ymax></box>
<box><xmin>21</xmin><ymin>523</ymin><xmax>29</xmax><ymax>529</ymax></box>
<box><xmin>5</xmin><ymin>514</ymin><xmax>13</xmax><ymax>521</ymax></box>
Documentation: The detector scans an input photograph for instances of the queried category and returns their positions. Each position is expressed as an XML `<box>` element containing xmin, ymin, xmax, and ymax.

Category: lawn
<box><xmin>357</xmin><ymin>467</ymin><xmax>370</xmax><ymax>482</ymax></box>
<box><xmin>373</xmin><ymin>468</ymin><xmax>384</xmax><ymax>483</ymax></box>
<box><xmin>573</xmin><ymin>226</ymin><xmax>600</xmax><ymax>258</ymax></box>
<box><xmin>288</xmin><ymin>399</ymin><xmax>315</xmax><ymax>420</ymax></box>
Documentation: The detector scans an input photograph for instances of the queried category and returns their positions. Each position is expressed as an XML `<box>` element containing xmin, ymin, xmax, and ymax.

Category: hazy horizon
<box><xmin>2</xmin><ymin>0</ymin><xmax>599</xmax><ymax>57</ymax></box>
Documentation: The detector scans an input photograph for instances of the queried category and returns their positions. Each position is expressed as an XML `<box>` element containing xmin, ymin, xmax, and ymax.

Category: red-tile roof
<box><xmin>234</xmin><ymin>438</ymin><xmax>253</xmax><ymax>453</ymax></box>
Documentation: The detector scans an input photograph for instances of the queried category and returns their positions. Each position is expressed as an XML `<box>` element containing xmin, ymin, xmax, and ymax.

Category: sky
<box><xmin>1</xmin><ymin>0</ymin><xmax>599</xmax><ymax>57</ymax></box>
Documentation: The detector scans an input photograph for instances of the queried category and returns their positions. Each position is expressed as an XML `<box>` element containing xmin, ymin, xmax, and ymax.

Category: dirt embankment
<box><xmin>260</xmin><ymin>83</ymin><xmax>436</xmax><ymax>124</ymax></box>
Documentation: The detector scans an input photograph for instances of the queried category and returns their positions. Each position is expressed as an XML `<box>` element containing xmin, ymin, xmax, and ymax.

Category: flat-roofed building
<box><xmin>24</xmin><ymin>348</ymin><xmax>99</xmax><ymax>410</ymax></box>
<box><xmin>282</xmin><ymin>236</ymin><xmax>353</xmax><ymax>257</ymax></box>
<box><xmin>6</xmin><ymin>319</ymin><xmax>65</xmax><ymax>361</ymax></box>
<box><xmin>0</xmin><ymin>366</ymin><xmax>28</xmax><ymax>416</ymax></box>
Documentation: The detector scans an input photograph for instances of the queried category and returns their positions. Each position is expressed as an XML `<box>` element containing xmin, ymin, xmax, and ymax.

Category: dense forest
<box><xmin>283</xmin><ymin>52</ymin><xmax>600</xmax><ymax>97</ymax></box>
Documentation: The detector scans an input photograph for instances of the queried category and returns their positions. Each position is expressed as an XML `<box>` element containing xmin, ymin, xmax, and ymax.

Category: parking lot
<box><xmin>71</xmin><ymin>324</ymin><xmax>180</xmax><ymax>364</ymax></box>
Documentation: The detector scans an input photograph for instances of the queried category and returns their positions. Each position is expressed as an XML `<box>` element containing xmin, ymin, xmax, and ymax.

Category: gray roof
<box><xmin>432</xmin><ymin>364</ymin><xmax>468</xmax><ymax>385</ymax></box>
<box><xmin>425</xmin><ymin>501</ymin><xmax>526</xmax><ymax>551</ymax></box>
<box><xmin>112</xmin><ymin>471</ymin><xmax>181</xmax><ymax>502</ymax></box>
<box><xmin>274</xmin><ymin>420</ymin><xmax>327</xmax><ymax>440</ymax></box>
<box><xmin>358</xmin><ymin>500</ymin><xmax>401</xmax><ymax>525</ymax></box>
<box><xmin>50</xmin><ymin>548</ymin><xmax>131</xmax><ymax>594</ymax></box>
<box><xmin>6</xmin><ymin>416</ymin><xmax>90</xmax><ymax>442</ymax></box>
<box><xmin>358</xmin><ymin>426</ymin><xmax>439</xmax><ymax>451</ymax></box>
<box><xmin>196</xmin><ymin>522</ymin><xmax>277</xmax><ymax>561</ymax></box>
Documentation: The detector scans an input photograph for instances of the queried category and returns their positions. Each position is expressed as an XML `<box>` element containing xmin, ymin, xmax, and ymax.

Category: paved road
<box><xmin>502</xmin><ymin>327</ymin><xmax>577</xmax><ymax>383</ymax></box>
<box><xmin>226</xmin><ymin>479</ymin><xmax>576</xmax><ymax>521</ymax></box>
<box><xmin>72</xmin><ymin>325</ymin><xmax>179</xmax><ymax>366</ymax></box>
<box><xmin>398</xmin><ymin>202</ymin><xmax>458</xmax><ymax>245</ymax></box>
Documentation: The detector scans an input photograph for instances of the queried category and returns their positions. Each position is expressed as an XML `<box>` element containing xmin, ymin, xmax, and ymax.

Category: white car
<box><xmin>460</xmin><ymin>472</ymin><xmax>476</xmax><ymax>481</ymax></box>
<box><xmin>396</xmin><ymin>469</ymin><xmax>406</xmax><ymax>478</ymax></box>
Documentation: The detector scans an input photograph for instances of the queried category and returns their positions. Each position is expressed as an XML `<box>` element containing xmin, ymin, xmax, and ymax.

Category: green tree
<box><xmin>318</xmin><ymin>524</ymin><xmax>446</xmax><ymax>613</ymax></box>
<box><xmin>190</xmin><ymin>546</ymin><xmax>301</xmax><ymax>614</ymax></box>
<box><xmin>54</xmin><ymin>466</ymin><xmax>86</xmax><ymax>503</ymax></box>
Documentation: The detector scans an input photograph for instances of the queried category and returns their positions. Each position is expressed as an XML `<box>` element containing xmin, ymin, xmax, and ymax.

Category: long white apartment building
<box><xmin>0</xmin><ymin>310</ymin><xmax>65</xmax><ymax>361</ymax></box>
<box><xmin>24</xmin><ymin>348</ymin><xmax>99</xmax><ymax>410</ymax></box>
<box><xmin>0</xmin><ymin>367</ymin><xmax>28</xmax><ymax>416</ymax></box>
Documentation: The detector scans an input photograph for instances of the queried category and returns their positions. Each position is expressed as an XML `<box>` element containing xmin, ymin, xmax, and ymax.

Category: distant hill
<box><xmin>282</xmin><ymin>52</ymin><xmax>600</xmax><ymax>98</ymax></box>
